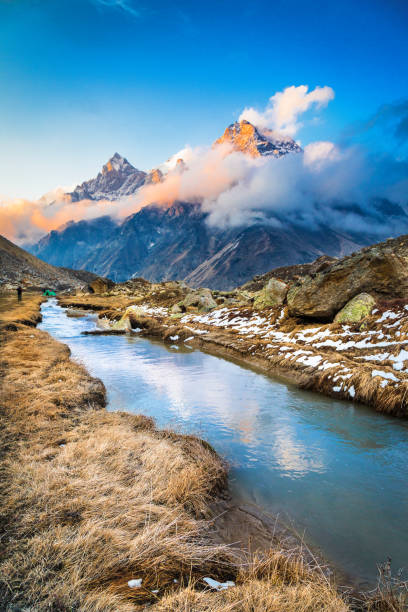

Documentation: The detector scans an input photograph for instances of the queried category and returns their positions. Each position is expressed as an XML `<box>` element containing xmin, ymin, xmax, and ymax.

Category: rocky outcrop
<box><xmin>334</xmin><ymin>293</ymin><xmax>376</xmax><ymax>324</ymax></box>
<box><xmin>287</xmin><ymin>244</ymin><xmax>408</xmax><ymax>320</ymax></box>
<box><xmin>253</xmin><ymin>278</ymin><xmax>288</xmax><ymax>309</ymax></box>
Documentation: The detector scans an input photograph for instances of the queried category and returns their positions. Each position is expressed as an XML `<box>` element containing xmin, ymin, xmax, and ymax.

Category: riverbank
<box><xmin>0</xmin><ymin>295</ymin><xmax>359</xmax><ymax>611</ymax></box>
<box><xmin>59</xmin><ymin>291</ymin><xmax>408</xmax><ymax>418</ymax></box>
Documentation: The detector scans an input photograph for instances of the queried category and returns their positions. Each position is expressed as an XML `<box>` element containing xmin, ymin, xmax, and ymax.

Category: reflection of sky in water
<box><xmin>40</xmin><ymin>300</ymin><xmax>408</xmax><ymax>585</ymax></box>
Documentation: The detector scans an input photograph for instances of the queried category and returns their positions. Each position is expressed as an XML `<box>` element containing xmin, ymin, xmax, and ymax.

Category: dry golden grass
<box><xmin>0</xmin><ymin>292</ymin><xmax>44</xmax><ymax>330</ymax></box>
<box><xmin>0</xmin><ymin>316</ymin><xmax>232</xmax><ymax>610</ymax></box>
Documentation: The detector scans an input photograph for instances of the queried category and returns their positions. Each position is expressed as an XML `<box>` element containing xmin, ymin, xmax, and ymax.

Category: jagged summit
<box><xmin>69</xmin><ymin>153</ymin><xmax>147</xmax><ymax>202</ymax></box>
<box><xmin>214</xmin><ymin>119</ymin><xmax>302</xmax><ymax>158</ymax></box>
<box><xmin>102</xmin><ymin>152</ymin><xmax>135</xmax><ymax>175</ymax></box>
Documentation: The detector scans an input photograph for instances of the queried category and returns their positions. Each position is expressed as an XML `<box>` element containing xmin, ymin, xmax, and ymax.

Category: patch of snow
<box><xmin>296</xmin><ymin>354</ymin><xmax>322</xmax><ymax>367</ymax></box>
<box><xmin>348</xmin><ymin>385</ymin><xmax>355</xmax><ymax>398</ymax></box>
<box><xmin>390</xmin><ymin>349</ymin><xmax>408</xmax><ymax>371</ymax></box>
<box><xmin>371</xmin><ymin>370</ymin><xmax>399</xmax><ymax>382</ymax></box>
<box><xmin>376</xmin><ymin>310</ymin><xmax>400</xmax><ymax>323</ymax></box>
<box><xmin>170</xmin><ymin>335</ymin><xmax>179</xmax><ymax>341</ymax></box>
<box><xmin>203</xmin><ymin>577</ymin><xmax>235</xmax><ymax>591</ymax></box>
<box><xmin>360</xmin><ymin>352</ymin><xmax>389</xmax><ymax>363</ymax></box>
<box><xmin>128</xmin><ymin>579</ymin><xmax>142</xmax><ymax>588</ymax></box>
<box><xmin>318</xmin><ymin>361</ymin><xmax>340</xmax><ymax>371</ymax></box>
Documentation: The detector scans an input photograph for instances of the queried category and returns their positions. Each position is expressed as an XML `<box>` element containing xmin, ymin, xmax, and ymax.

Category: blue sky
<box><xmin>0</xmin><ymin>0</ymin><xmax>407</xmax><ymax>198</ymax></box>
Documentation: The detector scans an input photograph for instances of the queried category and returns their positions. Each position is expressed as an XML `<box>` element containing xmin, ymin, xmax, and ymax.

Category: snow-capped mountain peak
<box><xmin>69</xmin><ymin>153</ymin><xmax>147</xmax><ymax>202</ymax></box>
<box><xmin>102</xmin><ymin>152</ymin><xmax>135</xmax><ymax>175</ymax></box>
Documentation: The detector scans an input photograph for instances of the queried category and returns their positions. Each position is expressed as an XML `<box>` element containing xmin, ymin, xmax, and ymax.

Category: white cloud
<box><xmin>240</xmin><ymin>85</ymin><xmax>335</xmax><ymax>136</ymax></box>
<box><xmin>303</xmin><ymin>141</ymin><xmax>341</xmax><ymax>169</ymax></box>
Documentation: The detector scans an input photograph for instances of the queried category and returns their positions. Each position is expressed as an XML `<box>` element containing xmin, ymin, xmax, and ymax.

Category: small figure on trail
<box><xmin>17</xmin><ymin>286</ymin><xmax>23</xmax><ymax>301</ymax></box>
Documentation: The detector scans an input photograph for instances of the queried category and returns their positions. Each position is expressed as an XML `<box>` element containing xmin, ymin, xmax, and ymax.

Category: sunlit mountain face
<box><xmin>215</xmin><ymin>120</ymin><xmax>302</xmax><ymax>158</ymax></box>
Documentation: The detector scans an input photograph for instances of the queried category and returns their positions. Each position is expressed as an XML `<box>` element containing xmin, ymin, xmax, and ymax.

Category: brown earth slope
<box><xmin>0</xmin><ymin>233</ymin><xmax>106</xmax><ymax>292</ymax></box>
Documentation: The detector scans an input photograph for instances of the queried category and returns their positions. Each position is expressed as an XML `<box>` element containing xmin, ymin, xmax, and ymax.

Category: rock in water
<box><xmin>334</xmin><ymin>293</ymin><xmax>376</xmax><ymax>323</ymax></box>
<box><xmin>253</xmin><ymin>278</ymin><xmax>288</xmax><ymax>309</ymax></box>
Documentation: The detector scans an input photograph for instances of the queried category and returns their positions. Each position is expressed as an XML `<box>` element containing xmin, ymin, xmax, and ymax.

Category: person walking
<box><xmin>17</xmin><ymin>286</ymin><xmax>23</xmax><ymax>301</ymax></box>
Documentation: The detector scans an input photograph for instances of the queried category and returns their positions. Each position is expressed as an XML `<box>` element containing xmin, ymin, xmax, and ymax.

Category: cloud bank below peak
<box><xmin>1</xmin><ymin>84</ymin><xmax>408</xmax><ymax>245</ymax></box>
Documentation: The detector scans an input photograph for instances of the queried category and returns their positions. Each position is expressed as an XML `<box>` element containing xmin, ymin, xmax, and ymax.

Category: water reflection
<box><xmin>39</xmin><ymin>299</ymin><xmax>408</xmax><ymax>585</ymax></box>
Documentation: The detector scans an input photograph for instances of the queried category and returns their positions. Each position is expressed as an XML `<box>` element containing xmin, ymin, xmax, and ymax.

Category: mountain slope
<box><xmin>0</xmin><ymin>234</ymin><xmax>100</xmax><ymax>290</ymax></box>
<box><xmin>29</xmin><ymin>199</ymin><xmax>367</xmax><ymax>288</ymax></box>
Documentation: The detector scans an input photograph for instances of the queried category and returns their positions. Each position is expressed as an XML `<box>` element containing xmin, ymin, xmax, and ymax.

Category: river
<box><xmin>39</xmin><ymin>298</ymin><xmax>408</xmax><ymax>586</ymax></box>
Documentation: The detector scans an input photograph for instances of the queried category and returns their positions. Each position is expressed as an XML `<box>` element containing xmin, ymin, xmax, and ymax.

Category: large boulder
<box><xmin>287</xmin><ymin>248</ymin><xmax>408</xmax><ymax>320</ymax></box>
<box><xmin>183</xmin><ymin>288</ymin><xmax>217</xmax><ymax>312</ymax></box>
<box><xmin>334</xmin><ymin>293</ymin><xmax>376</xmax><ymax>323</ymax></box>
<box><xmin>253</xmin><ymin>278</ymin><xmax>288</xmax><ymax>309</ymax></box>
<box><xmin>88</xmin><ymin>277</ymin><xmax>115</xmax><ymax>294</ymax></box>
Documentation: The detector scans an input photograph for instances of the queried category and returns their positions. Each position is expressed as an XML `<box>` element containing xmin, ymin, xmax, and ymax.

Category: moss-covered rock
<box><xmin>334</xmin><ymin>293</ymin><xmax>376</xmax><ymax>323</ymax></box>
<box><xmin>183</xmin><ymin>289</ymin><xmax>217</xmax><ymax>312</ymax></box>
<box><xmin>253</xmin><ymin>278</ymin><xmax>288</xmax><ymax>309</ymax></box>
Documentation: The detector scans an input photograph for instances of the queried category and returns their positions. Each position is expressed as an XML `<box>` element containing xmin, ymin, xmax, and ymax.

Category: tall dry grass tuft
<box><xmin>153</xmin><ymin>550</ymin><xmax>349</xmax><ymax>611</ymax></box>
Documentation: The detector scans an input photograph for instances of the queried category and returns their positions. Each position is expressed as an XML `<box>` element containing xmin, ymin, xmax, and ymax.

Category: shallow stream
<box><xmin>39</xmin><ymin>299</ymin><xmax>408</xmax><ymax>586</ymax></box>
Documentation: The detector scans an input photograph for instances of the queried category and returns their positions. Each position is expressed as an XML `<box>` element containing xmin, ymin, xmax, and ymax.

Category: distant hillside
<box><xmin>0</xmin><ymin>234</ymin><xmax>101</xmax><ymax>291</ymax></box>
